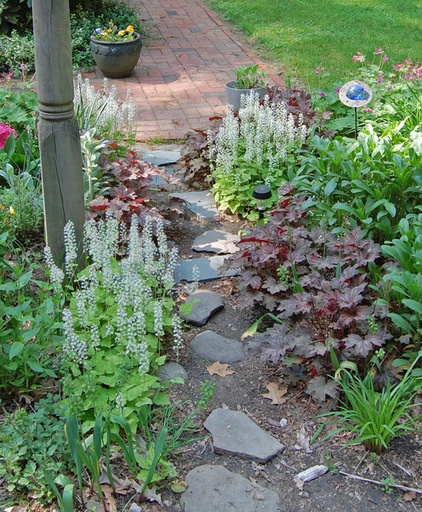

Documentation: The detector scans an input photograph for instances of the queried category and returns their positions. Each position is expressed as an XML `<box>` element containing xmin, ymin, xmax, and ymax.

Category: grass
<box><xmin>206</xmin><ymin>0</ymin><xmax>422</xmax><ymax>90</ymax></box>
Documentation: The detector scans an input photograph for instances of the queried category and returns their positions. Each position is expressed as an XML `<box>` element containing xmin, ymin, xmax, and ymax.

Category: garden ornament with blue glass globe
<box><xmin>339</xmin><ymin>80</ymin><xmax>372</xmax><ymax>138</ymax></box>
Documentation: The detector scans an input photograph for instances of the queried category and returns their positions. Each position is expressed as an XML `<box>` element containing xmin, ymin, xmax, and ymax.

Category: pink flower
<box><xmin>319</xmin><ymin>91</ymin><xmax>325</xmax><ymax>97</ymax></box>
<box><xmin>1</xmin><ymin>71</ymin><xmax>13</xmax><ymax>81</ymax></box>
<box><xmin>334</xmin><ymin>87</ymin><xmax>341</xmax><ymax>93</ymax></box>
<box><xmin>383</xmin><ymin>55</ymin><xmax>389</xmax><ymax>62</ymax></box>
<box><xmin>352</xmin><ymin>51</ymin><xmax>365</xmax><ymax>63</ymax></box>
<box><xmin>377</xmin><ymin>73</ymin><xmax>383</xmax><ymax>83</ymax></box>
<box><xmin>374</xmin><ymin>48</ymin><xmax>383</xmax><ymax>55</ymax></box>
<box><xmin>0</xmin><ymin>123</ymin><xmax>17</xmax><ymax>149</ymax></box>
<box><xmin>315</xmin><ymin>67</ymin><xmax>321</xmax><ymax>74</ymax></box>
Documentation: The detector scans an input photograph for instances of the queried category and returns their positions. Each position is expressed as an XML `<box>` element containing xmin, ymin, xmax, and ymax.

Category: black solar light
<box><xmin>252</xmin><ymin>184</ymin><xmax>271</xmax><ymax>219</ymax></box>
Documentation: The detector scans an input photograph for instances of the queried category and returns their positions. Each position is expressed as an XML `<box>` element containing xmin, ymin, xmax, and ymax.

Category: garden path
<box><xmin>83</xmin><ymin>0</ymin><xmax>284</xmax><ymax>140</ymax></box>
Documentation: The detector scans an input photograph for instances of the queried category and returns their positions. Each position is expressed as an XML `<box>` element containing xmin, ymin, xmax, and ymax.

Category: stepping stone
<box><xmin>156</xmin><ymin>362</ymin><xmax>187</xmax><ymax>381</ymax></box>
<box><xmin>180</xmin><ymin>290</ymin><xmax>224</xmax><ymax>326</ymax></box>
<box><xmin>142</xmin><ymin>149</ymin><xmax>181</xmax><ymax>166</ymax></box>
<box><xmin>173</xmin><ymin>256</ymin><xmax>239</xmax><ymax>282</ymax></box>
<box><xmin>180</xmin><ymin>464</ymin><xmax>283</xmax><ymax>512</ymax></box>
<box><xmin>170</xmin><ymin>191</ymin><xmax>218</xmax><ymax>220</ymax></box>
<box><xmin>204</xmin><ymin>408</ymin><xmax>285</xmax><ymax>463</ymax></box>
<box><xmin>192</xmin><ymin>230</ymin><xmax>240</xmax><ymax>254</ymax></box>
<box><xmin>190</xmin><ymin>330</ymin><xmax>245</xmax><ymax>363</ymax></box>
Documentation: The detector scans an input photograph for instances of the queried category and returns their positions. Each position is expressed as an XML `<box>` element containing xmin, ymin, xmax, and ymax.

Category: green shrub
<box><xmin>0</xmin><ymin>29</ymin><xmax>34</xmax><ymax>75</ymax></box>
<box><xmin>0</xmin><ymin>0</ymin><xmax>32</xmax><ymax>34</ymax></box>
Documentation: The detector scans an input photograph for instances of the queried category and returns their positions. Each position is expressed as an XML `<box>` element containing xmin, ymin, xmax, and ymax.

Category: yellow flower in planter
<box><xmin>92</xmin><ymin>20</ymin><xmax>139</xmax><ymax>42</ymax></box>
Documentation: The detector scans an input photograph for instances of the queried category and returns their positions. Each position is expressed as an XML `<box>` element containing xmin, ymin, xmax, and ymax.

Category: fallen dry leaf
<box><xmin>207</xmin><ymin>361</ymin><xmax>235</xmax><ymax>377</ymax></box>
<box><xmin>262</xmin><ymin>382</ymin><xmax>288</xmax><ymax>404</ymax></box>
<box><xmin>102</xmin><ymin>484</ymin><xmax>118</xmax><ymax>512</ymax></box>
<box><xmin>404</xmin><ymin>490</ymin><xmax>416</xmax><ymax>501</ymax></box>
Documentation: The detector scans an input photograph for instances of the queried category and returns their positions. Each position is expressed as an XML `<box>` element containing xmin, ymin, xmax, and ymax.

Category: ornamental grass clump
<box><xmin>209</xmin><ymin>92</ymin><xmax>309</xmax><ymax>219</ymax></box>
<box><xmin>319</xmin><ymin>354</ymin><xmax>422</xmax><ymax>454</ymax></box>
<box><xmin>73</xmin><ymin>74</ymin><xmax>137</xmax><ymax>140</ymax></box>
<box><xmin>45</xmin><ymin>215</ymin><xmax>183</xmax><ymax>432</ymax></box>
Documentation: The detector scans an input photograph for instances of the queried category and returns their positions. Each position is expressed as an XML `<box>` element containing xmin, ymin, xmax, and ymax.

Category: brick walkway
<box><xmin>84</xmin><ymin>0</ymin><xmax>284</xmax><ymax>141</ymax></box>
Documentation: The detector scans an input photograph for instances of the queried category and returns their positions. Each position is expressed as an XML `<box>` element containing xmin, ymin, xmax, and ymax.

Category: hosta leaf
<box><xmin>402</xmin><ymin>299</ymin><xmax>422</xmax><ymax>314</ymax></box>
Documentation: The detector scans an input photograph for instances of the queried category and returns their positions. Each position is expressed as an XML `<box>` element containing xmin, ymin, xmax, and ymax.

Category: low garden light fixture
<box><xmin>252</xmin><ymin>184</ymin><xmax>272</xmax><ymax>219</ymax></box>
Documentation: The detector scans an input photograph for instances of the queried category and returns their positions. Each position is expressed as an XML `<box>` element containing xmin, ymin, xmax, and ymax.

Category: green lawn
<box><xmin>206</xmin><ymin>0</ymin><xmax>422</xmax><ymax>90</ymax></box>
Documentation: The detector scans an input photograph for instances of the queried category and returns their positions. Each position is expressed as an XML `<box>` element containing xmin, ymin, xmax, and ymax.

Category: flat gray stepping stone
<box><xmin>143</xmin><ymin>149</ymin><xmax>181</xmax><ymax>166</ymax></box>
<box><xmin>173</xmin><ymin>256</ymin><xmax>239</xmax><ymax>282</ymax></box>
<box><xmin>156</xmin><ymin>362</ymin><xmax>187</xmax><ymax>381</ymax></box>
<box><xmin>170</xmin><ymin>191</ymin><xmax>218</xmax><ymax>219</ymax></box>
<box><xmin>192</xmin><ymin>230</ymin><xmax>240</xmax><ymax>254</ymax></box>
<box><xmin>204</xmin><ymin>409</ymin><xmax>285</xmax><ymax>462</ymax></box>
<box><xmin>180</xmin><ymin>290</ymin><xmax>224</xmax><ymax>326</ymax></box>
<box><xmin>191</xmin><ymin>330</ymin><xmax>245</xmax><ymax>363</ymax></box>
<box><xmin>180</xmin><ymin>465</ymin><xmax>282</xmax><ymax>512</ymax></box>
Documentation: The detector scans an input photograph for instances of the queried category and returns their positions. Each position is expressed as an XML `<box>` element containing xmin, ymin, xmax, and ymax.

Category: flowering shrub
<box><xmin>46</xmin><ymin>215</ymin><xmax>183</xmax><ymax>432</ymax></box>
<box><xmin>92</xmin><ymin>20</ymin><xmax>136</xmax><ymax>42</ymax></box>
<box><xmin>209</xmin><ymin>92</ymin><xmax>309</xmax><ymax>219</ymax></box>
<box><xmin>0</xmin><ymin>123</ymin><xmax>17</xmax><ymax>149</ymax></box>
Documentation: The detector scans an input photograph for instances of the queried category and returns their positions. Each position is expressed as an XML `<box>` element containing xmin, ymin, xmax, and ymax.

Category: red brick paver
<box><xmin>84</xmin><ymin>0</ymin><xmax>284</xmax><ymax>141</ymax></box>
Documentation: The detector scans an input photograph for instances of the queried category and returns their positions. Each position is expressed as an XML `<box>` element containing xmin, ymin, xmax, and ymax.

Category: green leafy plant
<box><xmin>65</xmin><ymin>414</ymin><xmax>107</xmax><ymax>509</ymax></box>
<box><xmin>209</xmin><ymin>91</ymin><xmax>310</xmax><ymax>219</ymax></box>
<box><xmin>0</xmin><ymin>29</ymin><xmax>34</xmax><ymax>75</ymax></box>
<box><xmin>0</xmin><ymin>232</ymin><xmax>62</xmax><ymax>394</ymax></box>
<box><xmin>0</xmin><ymin>394</ymin><xmax>72</xmax><ymax>506</ymax></box>
<box><xmin>230</xmin><ymin>64</ymin><xmax>267</xmax><ymax>89</ymax></box>
<box><xmin>318</xmin><ymin>353</ymin><xmax>422</xmax><ymax>454</ymax></box>
<box><xmin>291</xmin><ymin>119</ymin><xmax>422</xmax><ymax>242</ymax></box>
<box><xmin>1</xmin><ymin>133</ymin><xmax>43</xmax><ymax>241</ymax></box>
<box><xmin>80</xmin><ymin>127</ymin><xmax>109</xmax><ymax>203</ymax></box>
<box><xmin>47</xmin><ymin>215</ymin><xmax>184</xmax><ymax>432</ymax></box>
<box><xmin>0</xmin><ymin>89</ymin><xmax>38</xmax><ymax>132</ymax></box>
<box><xmin>0</xmin><ymin>0</ymin><xmax>32</xmax><ymax>34</ymax></box>
<box><xmin>378</xmin><ymin>213</ymin><xmax>422</xmax><ymax>348</ymax></box>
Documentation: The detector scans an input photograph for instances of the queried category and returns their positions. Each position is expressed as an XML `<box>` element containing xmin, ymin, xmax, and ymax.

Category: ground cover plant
<box><xmin>206</xmin><ymin>0</ymin><xmax>422</xmax><ymax>90</ymax></box>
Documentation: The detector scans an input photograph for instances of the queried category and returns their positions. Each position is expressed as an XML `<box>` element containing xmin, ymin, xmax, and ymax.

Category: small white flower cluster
<box><xmin>62</xmin><ymin>308</ymin><xmax>88</xmax><ymax>365</ymax></box>
<box><xmin>73</xmin><ymin>74</ymin><xmax>137</xmax><ymax>137</ymax></box>
<box><xmin>51</xmin><ymin>215</ymin><xmax>183</xmax><ymax>374</ymax></box>
<box><xmin>44</xmin><ymin>246</ymin><xmax>65</xmax><ymax>285</ymax></box>
<box><xmin>209</xmin><ymin>92</ymin><xmax>309</xmax><ymax>178</ymax></box>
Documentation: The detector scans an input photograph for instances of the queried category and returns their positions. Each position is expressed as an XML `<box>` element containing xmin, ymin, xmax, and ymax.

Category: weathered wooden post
<box><xmin>32</xmin><ymin>0</ymin><xmax>85</xmax><ymax>266</ymax></box>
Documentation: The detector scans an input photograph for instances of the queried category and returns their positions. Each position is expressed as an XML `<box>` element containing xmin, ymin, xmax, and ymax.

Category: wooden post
<box><xmin>32</xmin><ymin>0</ymin><xmax>85</xmax><ymax>266</ymax></box>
